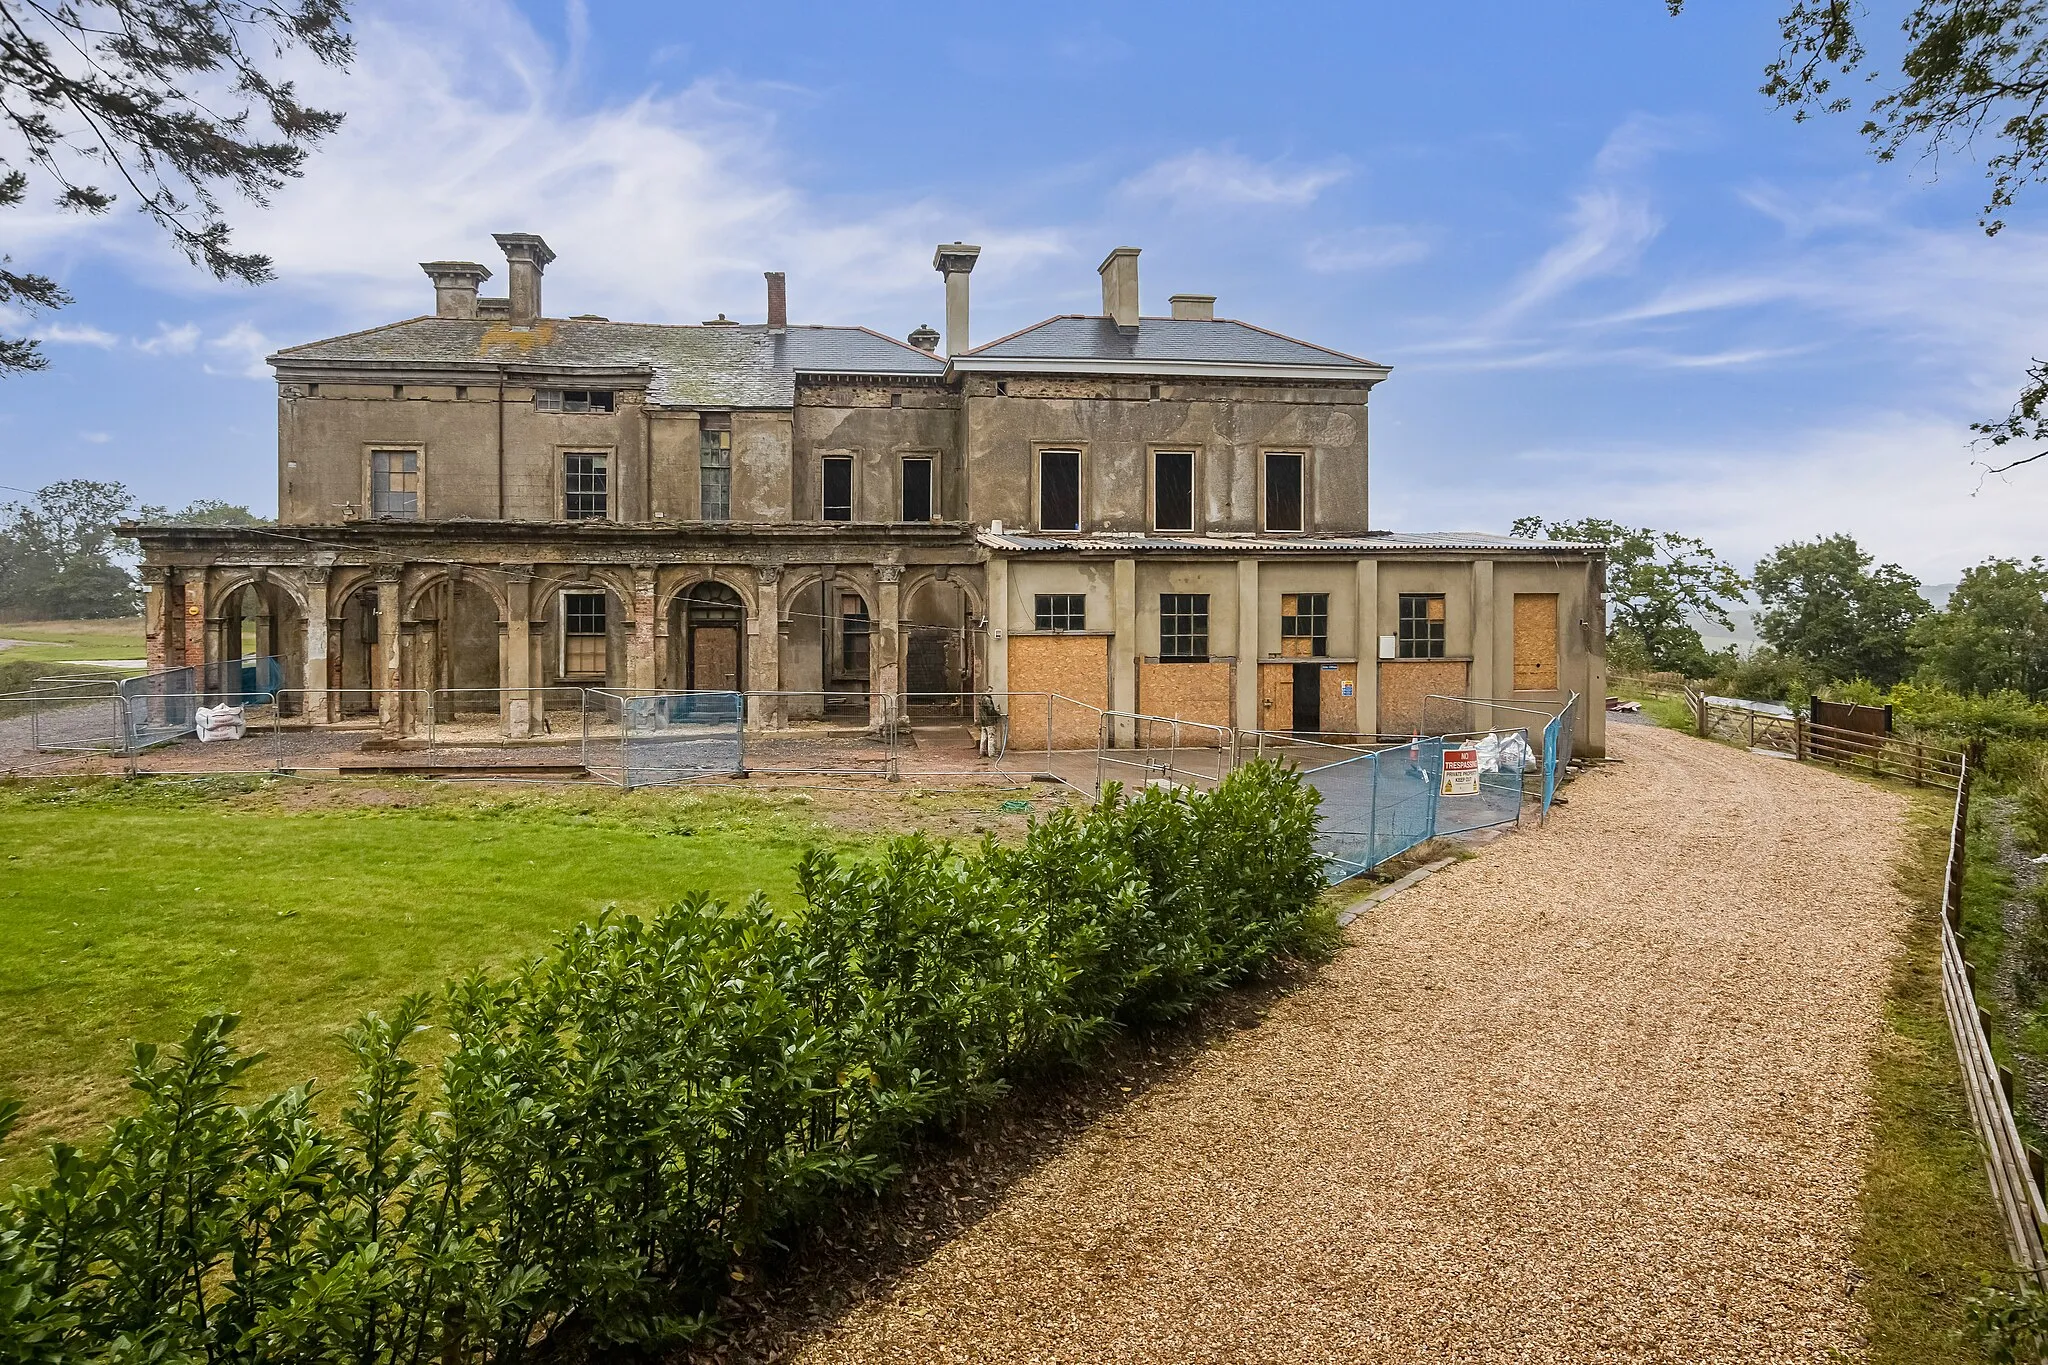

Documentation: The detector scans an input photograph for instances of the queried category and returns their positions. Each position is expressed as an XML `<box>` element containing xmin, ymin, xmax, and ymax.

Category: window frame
<box><xmin>1279</xmin><ymin>591</ymin><xmax>1330</xmax><ymax>658</ymax></box>
<box><xmin>534</xmin><ymin>388</ymin><xmax>615</xmax><ymax>414</ymax></box>
<box><xmin>560</xmin><ymin>589</ymin><xmax>609</xmax><ymax>678</ymax></box>
<box><xmin>1261</xmin><ymin>449</ymin><xmax>1308</xmax><ymax>534</ymax></box>
<box><xmin>1151</xmin><ymin>449</ymin><xmax>1196</xmax><ymax>533</ymax></box>
<box><xmin>900</xmin><ymin>454</ymin><xmax>936</xmax><ymax>523</ymax></box>
<box><xmin>1035</xmin><ymin>446</ymin><xmax>1084</xmax><ymax>533</ymax></box>
<box><xmin>1396</xmin><ymin>592</ymin><xmax>1448</xmax><ymax>660</ymax></box>
<box><xmin>561</xmin><ymin>450</ymin><xmax>610</xmax><ymax>521</ymax></box>
<box><xmin>698</xmin><ymin>419</ymin><xmax>733</xmax><ymax>521</ymax></box>
<box><xmin>1158</xmin><ymin>592</ymin><xmax>1211</xmax><ymax>663</ymax></box>
<box><xmin>1033</xmin><ymin>593</ymin><xmax>1087</xmax><ymax>631</ymax></box>
<box><xmin>364</xmin><ymin>446</ymin><xmax>423</xmax><ymax>521</ymax></box>
<box><xmin>821</xmin><ymin>454</ymin><xmax>855</xmax><ymax>523</ymax></box>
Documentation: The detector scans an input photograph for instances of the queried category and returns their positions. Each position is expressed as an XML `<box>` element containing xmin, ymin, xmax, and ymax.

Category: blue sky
<box><xmin>2</xmin><ymin>0</ymin><xmax>2042</xmax><ymax>582</ymax></box>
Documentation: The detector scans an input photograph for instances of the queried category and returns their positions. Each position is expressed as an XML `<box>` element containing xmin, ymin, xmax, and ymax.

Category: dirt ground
<box><xmin>764</xmin><ymin>724</ymin><xmax>1912</xmax><ymax>1364</ymax></box>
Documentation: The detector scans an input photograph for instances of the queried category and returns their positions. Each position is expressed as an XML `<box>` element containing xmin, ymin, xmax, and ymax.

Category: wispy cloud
<box><xmin>136</xmin><ymin>322</ymin><xmax>200</xmax><ymax>356</ymax></box>
<box><xmin>1123</xmin><ymin>148</ymin><xmax>1349</xmax><ymax>209</ymax></box>
<box><xmin>78</xmin><ymin>430</ymin><xmax>110</xmax><ymax>443</ymax></box>
<box><xmin>204</xmin><ymin>323</ymin><xmax>275</xmax><ymax>380</ymax></box>
<box><xmin>36</xmin><ymin>321</ymin><xmax>119</xmax><ymax>348</ymax></box>
<box><xmin>1304</xmin><ymin>226</ymin><xmax>1431</xmax><ymax>273</ymax></box>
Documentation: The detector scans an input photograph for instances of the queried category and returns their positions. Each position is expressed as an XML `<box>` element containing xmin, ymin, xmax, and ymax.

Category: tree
<box><xmin>136</xmin><ymin>497</ymin><xmax>267</xmax><ymax>526</ymax></box>
<box><xmin>0</xmin><ymin>478</ymin><xmax>139</xmax><ymax>617</ymax></box>
<box><xmin>1910</xmin><ymin>556</ymin><xmax>2048</xmax><ymax>698</ymax></box>
<box><xmin>1751</xmin><ymin>533</ymin><xmax>1927</xmax><ymax>685</ymax></box>
<box><xmin>0</xmin><ymin>1</ymin><xmax>354</xmax><ymax>375</ymax></box>
<box><xmin>1513</xmin><ymin>516</ymin><xmax>1749</xmax><ymax>674</ymax></box>
<box><xmin>1668</xmin><ymin>0</ymin><xmax>2048</xmax><ymax>473</ymax></box>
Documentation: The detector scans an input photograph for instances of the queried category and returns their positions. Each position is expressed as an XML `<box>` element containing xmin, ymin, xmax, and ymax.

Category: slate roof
<box><xmin>268</xmin><ymin>319</ymin><xmax>945</xmax><ymax>408</ymax></box>
<box><xmin>956</xmin><ymin>315</ymin><xmax>1385</xmax><ymax>372</ymax></box>
<box><xmin>978</xmin><ymin>530</ymin><xmax>1603</xmax><ymax>555</ymax></box>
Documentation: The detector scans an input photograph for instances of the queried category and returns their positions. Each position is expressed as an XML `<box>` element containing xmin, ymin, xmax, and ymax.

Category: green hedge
<box><xmin>0</xmin><ymin>762</ymin><xmax>1328</xmax><ymax>1360</ymax></box>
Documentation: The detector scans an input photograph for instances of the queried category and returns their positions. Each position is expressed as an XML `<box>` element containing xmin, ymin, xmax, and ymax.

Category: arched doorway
<box><xmin>413</xmin><ymin>577</ymin><xmax>501</xmax><ymax>722</ymax></box>
<box><xmin>673</xmin><ymin>581</ymin><xmax>745</xmax><ymax>693</ymax></box>
<box><xmin>217</xmin><ymin>578</ymin><xmax>303</xmax><ymax>706</ymax></box>
<box><xmin>903</xmin><ymin>575</ymin><xmax>971</xmax><ymax>714</ymax></box>
<box><xmin>334</xmin><ymin>584</ymin><xmax>380</xmax><ymax>717</ymax></box>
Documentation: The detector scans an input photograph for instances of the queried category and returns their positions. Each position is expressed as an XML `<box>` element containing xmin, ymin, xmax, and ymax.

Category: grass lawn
<box><xmin>1849</xmin><ymin>786</ymin><xmax>2007</xmax><ymax>1362</ymax></box>
<box><xmin>0</xmin><ymin>776</ymin><xmax>1051</xmax><ymax>1170</ymax></box>
<box><xmin>0</xmin><ymin>616</ymin><xmax>146</xmax><ymax>666</ymax></box>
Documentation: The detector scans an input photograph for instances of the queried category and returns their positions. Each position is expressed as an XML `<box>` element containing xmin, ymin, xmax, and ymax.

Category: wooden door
<box><xmin>690</xmin><ymin>626</ymin><xmax>740</xmax><ymax>692</ymax></box>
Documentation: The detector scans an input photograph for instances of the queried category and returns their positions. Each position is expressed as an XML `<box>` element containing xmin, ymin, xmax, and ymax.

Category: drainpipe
<box><xmin>496</xmin><ymin>368</ymin><xmax>507</xmax><ymax>519</ymax></box>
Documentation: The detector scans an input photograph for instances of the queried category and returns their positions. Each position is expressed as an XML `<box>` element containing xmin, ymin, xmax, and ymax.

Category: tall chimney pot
<box><xmin>765</xmin><ymin>271</ymin><xmax>787</xmax><ymax>331</ymax></box>
<box><xmin>1169</xmin><ymin>293</ymin><xmax>1215</xmax><ymax>321</ymax></box>
<box><xmin>932</xmin><ymin>243</ymin><xmax>981</xmax><ymax>354</ymax></box>
<box><xmin>492</xmin><ymin>232</ymin><xmax>556</xmax><ymax>326</ymax></box>
<box><xmin>1099</xmin><ymin>247</ymin><xmax>1140</xmax><ymax>334</ymax></box>
<box><xmin>421</xmin><ymin>261</ymin><xmax>492</xmax><ymax>319</ymax></box>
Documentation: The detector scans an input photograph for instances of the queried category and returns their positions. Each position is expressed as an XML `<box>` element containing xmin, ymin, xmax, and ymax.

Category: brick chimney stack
<box><xmin>765</xmin><ymin>271</ymin><xmax>787</xmax><ymax>332</ymax></box>
<box><xmin>932</xmin><ymin>243</ymin><xmax>981</xmax><ymax>354</ymax></box>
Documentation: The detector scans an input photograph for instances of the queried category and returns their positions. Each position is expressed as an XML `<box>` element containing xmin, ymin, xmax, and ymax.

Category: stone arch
<box><xmin>406</xmin><ymin>572</ymin><xmax>506</xmax><ymax>720</ymax></box>
<box><xmin>668</xmin><ymin>579</ymin><xmax>748</xmax><ymax>693</ymax></box>
<box><xmin>533</xmin><ymin>572</ymin><xmax>631</xmax><ymax>690</ymax></box>
<box><xmin>777</xmin><ymin>570</ymin><xmax>874</xmax><ymax>717</ymax></box>
<box><xmin>901</xmin><ymin>571</ymin><xmax>976</xmax><ymax>708</ymax></box>
<box><xmin>658</xmin><ymin>565</ymin><xmax>760</xmax><ymax>624</ymax></box>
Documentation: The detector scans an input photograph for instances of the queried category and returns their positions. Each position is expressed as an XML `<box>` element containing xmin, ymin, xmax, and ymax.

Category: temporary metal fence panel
<box><xmin>1097</xmin><ymin>711</ymin><xmax>1235</xmax><ymax>791</ymax></box>
<box><xmin>732</xmin><ymin>691</ymin><xmax>901</xmax><ymax>779</ymax></box>
<box><xmin>596</xmin><ymin>689</ymin><xmax>745</xmax><ymax>789</ymax></box>
<box><xmin>204</xmin><ymin>655</ymin><xmax>283</xmax><ymax>704</ymax></box>
<box><xmin>119</xmin><ymin>666</ymin><xmax>199</xmax><ymax>750</ymax></box>
<box><xmin>127</xmin><ymin>693</ymin><xmax>285</xmax><ymax>777</ymax></box>
<box><xmin>1431</xmin><ymin>728</ymin><xmax>1532</xmax><ymax>838</ymax></box>
<box><xmin>1308</xmin><ymin>739</ymin><xmax>1444</xmax><ymax>883</ymax></box>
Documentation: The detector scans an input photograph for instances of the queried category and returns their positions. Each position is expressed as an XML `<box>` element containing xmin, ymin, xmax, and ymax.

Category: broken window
<box><xmin>1264</xmin><ymin>451</ymin><xmax>1304</xmax><ymax>532</ymax></box>
<box><xmin>1159</xmin><ymin>593</ymin><xmax>1210</xmax><ymax>662</ymax></box>
<box><xmin>1280</xmin><ymin>592</ymin><xmax>1329</xmax><ymax>657</ymax></box>
<box><xmin>370</xmin><ymin>449</ymin><xmax>419</xmax><ymax>519</ymax></box>
<box><xmin>1034</xmin><ymin>593</ymin><xmax>1086</xmax><ymax>631</ymax></box>
<box><xmin>1398</xmin><ymin>593</ymin><xmax>1446</xmax><ymax>659</ymax></box>
<box><xmin>822</xmin><ymin>456</ymin><xmax>853</xmax><ymax>522</ymax></box>
<box><xmin>902</xmin><ymin>456</ymin><xmax>934</xmax><ymax>522</ymax></box>
<box><xmin>1039</xmin><ymin>449</ymin><xmax>1081</xmax><ymax>531</ymax></box>
<box><xmin>563</xmin><ymin>591</ymin><xmax>607</xmax><ymax>677</ymax></box>
<box><xmin>535</xmin><ymin>389</ymin><xmax>615</xmax><ymax>413</ymax></box>
<box><xmin>699</xmin><ymin>421</ymin><xmax>732</xmax><ymax>520</ymax></box>
<box><xmin>563</xmin><ymin>452</ymin><xmax>608</xmax><ymax>520</ymax></box>
<box><xmin>1154</xmin><ymin>451</ymin><xmax>1194</xmax><ymax>532</ymax></box>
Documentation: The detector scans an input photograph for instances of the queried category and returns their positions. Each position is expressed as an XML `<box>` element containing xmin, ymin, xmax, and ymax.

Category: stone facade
<box><xmin>130</xmin><ymin>233</ymin><xmax>1608</xmax><ymax>755</ymax></box>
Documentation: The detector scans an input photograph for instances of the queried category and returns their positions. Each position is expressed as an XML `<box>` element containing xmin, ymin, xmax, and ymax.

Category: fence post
<box><xmin>1693</xmin><ymin>690</ymin><xmax>1708</xmax><ymax>738</ymax></box>
<box><xmin>1794</xmin><ymin>715</ymin><xmax>1808</xmax><ymax>763</ymax></box>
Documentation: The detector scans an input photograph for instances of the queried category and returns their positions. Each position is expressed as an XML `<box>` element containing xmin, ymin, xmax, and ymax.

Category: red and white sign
<box><xmin>1441</xmin><ymin>744</ymin><xmax>1480</xmax><ymax>796</ymax></box>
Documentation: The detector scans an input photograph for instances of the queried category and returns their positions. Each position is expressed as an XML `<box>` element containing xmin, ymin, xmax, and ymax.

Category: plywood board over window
<box><xmin>1006</xmin><ymin>634</ymin><xmax>1108</xmax><ymax>751</ymax></box>
<box><xmin>1378</xmin><ymin>659</ymin><xmax>1469</xmax><ymax>737</ymax></box>
<box><xmin>1513</xmin><ymin>593</ymin><xmax>1560</xmax><ymax>691</ymax></box>
<box><xmin>1137</xmin><ymin>659</ymin><xmax>1233</xmax><ymax>742</ymax></box>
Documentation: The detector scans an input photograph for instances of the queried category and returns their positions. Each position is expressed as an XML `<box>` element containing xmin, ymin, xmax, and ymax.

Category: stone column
<box><xmin>376</xmin><ymin>569</ymin><xmax>403</xmax><ymax>736</ymax></box>
<box><xmin>504</xmin><ymin>567</ymin><xmax>533</xmax><ymax>737</ymax></box>
<box><xmin>1111</xmin><ymin>556</ymin><xmax>1137</xmax><ymax>746</ymax></box>
<box><xmin>1355</xmin><ymin>558</ymin><xmax>1380</xmax><ymax>738</ymax></box>
<box><xmin>181</xmin><ymin>574</ymin><xmax>205</xmax><ymax>671</ymax></box>
<box><xmin>1234</xmin><ymin>557</ymin><xmax>1259</xmax><ymax>735</ymax></box>
<box><xmin>142</xmin><ymin>566</ymin><xmax>171</xmax><ymax>674</ymax></box>
<box><xmin>1470</xmin><ymin>558</ymin><xmax>1496</xmax><ymax>733</ymax></box>
<box><xmin>302</xmin><ymin>589</ymin><xmax>330</xmax><ymax>724</ymax></box>
<box><xmin>750</xmin><ymin>565</ymin><xmax>782</xmax><ymax>727</ymax></box>
<box><xmin>203</xmin><ymin>612</ymin><xmax>226</xmax><ymax>699</ymax></box>
<box><xmin>629</xmin><ymin>567</ymin><xmax>658</xmax><ymax>693</ymax></box>
<box><xmin>870</xmin><ymin>565</ymin><xmax>902</xmax><ymax>732</ymax></box>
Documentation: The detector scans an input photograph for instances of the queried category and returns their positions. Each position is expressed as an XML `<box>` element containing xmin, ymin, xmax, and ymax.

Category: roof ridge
<box><xmin>268</xmin><ymin>314</ymin><xmax>440</xmax><ymax>358</ymax></box>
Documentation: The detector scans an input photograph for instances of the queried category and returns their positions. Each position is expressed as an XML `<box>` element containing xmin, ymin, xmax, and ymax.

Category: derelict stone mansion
<box><xmin>129</xmin><ymin>232</ymin><xmax>1607</xmax><ymax>754</ymax></box>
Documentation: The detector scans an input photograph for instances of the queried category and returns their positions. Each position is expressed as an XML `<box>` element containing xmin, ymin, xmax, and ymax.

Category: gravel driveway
<box><xmin>784</xmin><ymin>724</ymin><xmax>1912</xmax><ymax>1364</ymax></box>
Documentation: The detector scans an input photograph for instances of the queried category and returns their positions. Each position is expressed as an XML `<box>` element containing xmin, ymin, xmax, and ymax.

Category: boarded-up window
<box><xmin>1279</xmin><ymin>592</ymin><xmax>1328</xmax><ymax>657</ymax></box>
<box><xmin>1397</xmin><ymin>593</ymin><xmax>1446</xmax><ymax>658</ymax></box>
<box><xmin>1154</xmin><ymin>451</ymin><xmax>1194</xmax><ymax>531</ymax></box>
<box><xmin>1040</xmin><ymin>449</ymin><xmax>1081</xmax><ymax>530</ymax></box>
<box><xmin>1513</xmin><ymin>593</ymin><xmax>1559</xmax><ymax>690</ymax></box>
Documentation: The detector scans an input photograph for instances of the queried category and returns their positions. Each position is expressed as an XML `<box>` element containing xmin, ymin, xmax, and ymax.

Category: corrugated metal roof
<box><xmin>269</xmin><ymin>318</ymin><xmax>944</xmax><ymax>408</ymax></box>
<box><xmin>958</xmin><ymin>315</ymin><xmax>1383</xmax><ymax>370</ymax></box>
<box><xmin>978</xmin><ymin>530</ymin><xmax>1604</xmax><ymax>554</ymax></box>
